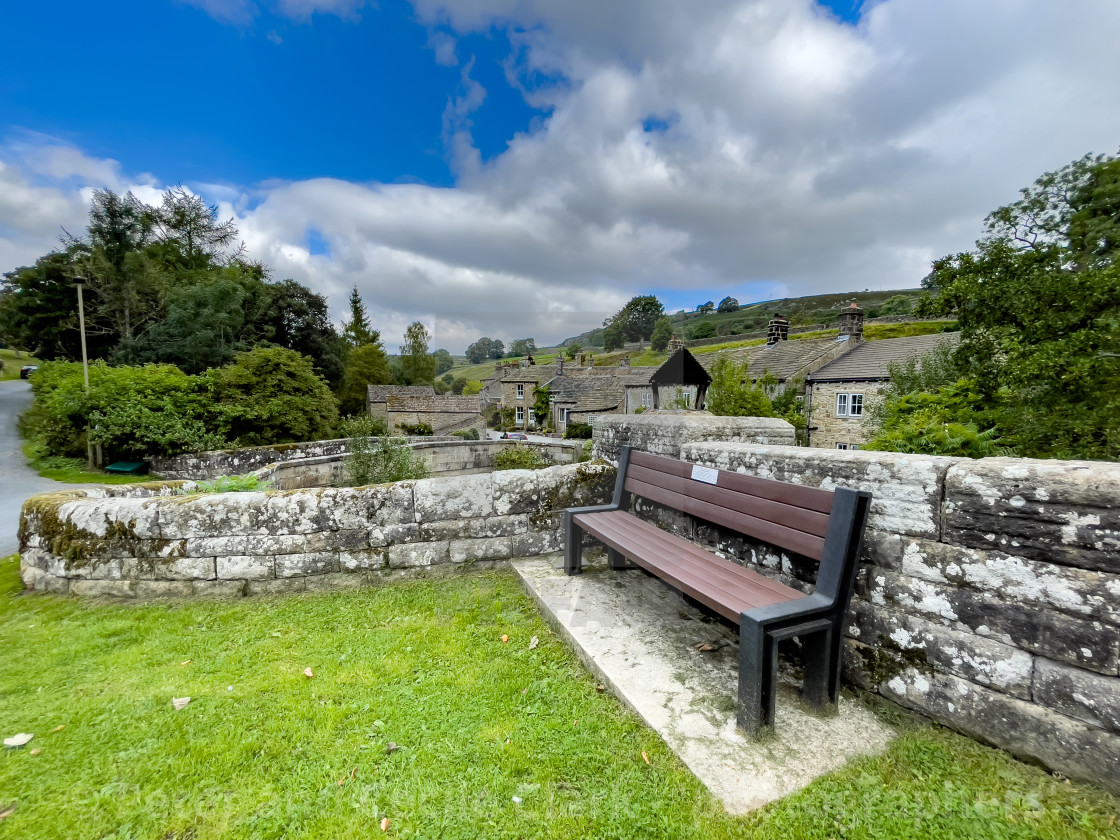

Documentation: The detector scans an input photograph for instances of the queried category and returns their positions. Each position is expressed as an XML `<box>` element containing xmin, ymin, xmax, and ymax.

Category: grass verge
<box><xmin>0</xmin><ymin>556</ymin><xmax>1116</xmax><ymax>839</ymax></box>
<box><xmin>0</xmin><ymin>350</ymin><xmax>41</xmax><ymax>382</ymax></box>
<box><xmin>19</xmin><ymin>441</ymin><xmax>151</xmax><ymax>485</ymax></box>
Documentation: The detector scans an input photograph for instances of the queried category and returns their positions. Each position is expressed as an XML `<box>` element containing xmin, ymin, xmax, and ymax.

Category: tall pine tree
<box><xmin>341</xmin><ymin>285</ymin><xmax>378</xmax><ymax>347</ymax></box>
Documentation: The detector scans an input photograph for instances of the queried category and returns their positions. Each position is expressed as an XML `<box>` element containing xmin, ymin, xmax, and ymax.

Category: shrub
<box><xmin>340</xmin><ymin>425</ymin><xmax>430</xmax><ymax>487</ymax></box>
<box><xmin>564</xmin><ymin>422</ymin><xmax>592</xmax><ymax>439</ymax></box>
<box><xmin>452</xmin><ymin>428</ymin><xmax>480</xmax><ymax>440</ymax></box>
<box><xmin>182</xmin><ymin>475</ymin><xmax>274</xmax><ymax>494</ymax></box>
<box><xmin>494</xmin><ymin>444</ymin><xmax>551</xmax><ymax>471</ymax></box>
<box><xmin>399</xmin><ymin>421</ymin><xmax>433</xmax><ymax>436</ymax></box>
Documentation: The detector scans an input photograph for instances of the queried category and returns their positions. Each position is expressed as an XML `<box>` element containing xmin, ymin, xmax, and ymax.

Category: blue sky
<box><xmin>3</xmin><ymin>0</ymin><xmax>1119</xmax><ymax>351</ymax></box>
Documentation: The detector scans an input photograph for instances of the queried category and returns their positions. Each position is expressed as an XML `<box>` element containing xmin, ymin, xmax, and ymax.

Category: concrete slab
<box><xmin>513</xmin><ymin>555</ymin><xmax>896</xmax><ymax>814</ymax></box>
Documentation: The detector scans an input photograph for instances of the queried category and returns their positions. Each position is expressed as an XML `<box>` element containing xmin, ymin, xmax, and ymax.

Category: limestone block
<box><xmin>262</xmin><ymin>490</ymin><xmax>332</xmax><ymax>533</ymax></box>
<box><xmin>246</xmin><ymin>578</ymin><xmax>307</xmax><ymax>596</ymax></box>
<box><xmin>420</xmin><ymin>516</ymin><xmax>527</xmax><ymax>541</ymax></box>
<box><xmin>185</xmin><ymin>536</ymin><xmax>251</xmax><ymax>557</ymax></box>
<box><xmin>20</xmin><ymin>566</ymin><xmax>69</xmax><ymax>594</ymax></box>
<box><xmin>71</xmin><ymin>579</ymin><xmax>136</xmax><ymax>598</ymax></box>
<box><xmin>320</xmin><ymin>483</ymin><xmax>416</xmax><ymax>530</ymax></box>
<box><xmin>1033</xmin><ymin>658</ymin><xmax>1120</xmax><ymax>732</ymax></box>
<box><xmin>58</xmin><ymin>497</ymin><xmax>162</xmax><ymax>540</ymax></box>
<box><xmin>535</xmin><ymin>462</ymin><xmax>615</xmax><ymax>512</ymax></box>
<box><xmin>944</xmin><ymin>457</ymin><xmax>1120</xmax><ymax>573</ymax></box>
<box><xmin>594</xmin><ymin>413</ymin><xmax>796</xmax><ymax>461</ymax></box>
<box><xmin>275</xmin><ymin>552</ymin><xmax>338</xmax><ymax>578</ymax></box>
<box><xmin>449</xmin><ymin>537</ymin><xmax>515</xmax><ymax>564</ymax></box>
<box><xmin>247</xmin><ymin>531</ymin><xmax>367</xmax><ymax>555</ymax></box>
<box><xmin>387</xmin><ymin>541</ymin><xmax>449</xmax><ymax>569</ymax></box>
<box><xmin>513</xmin><ymin>529</ymin><xmax>562</xmax><ymax>557</ymax></box>
<box><xmin>414</xmin><ymin>473</ymin><xmax>495</xmax><ymax>521</ymax></box>
<box><xmin>866</xmin><ymin>569</ymin><xmax>1119</xmax><ymax>674</ymax></box>
<box><xmin>682</xmin><ymin>443</ymin><xmax>957</xmax><ymax>540</ymax></box>
<box><xmin>137</xmin><ymin>580</ymin><xmax>194</xmax><ymax>598</ymax></box>
<box><xmin>899</xmin><ymin>538</ymin><xmax>1120</xmax><ymax>626</ymax></box>
<box><xmin>367</xmin><ymin>523</ymin><xmax>422</xmax><ymax>547</ymax></box>
<box><xmin>192</xmin><ymin>580</ymin><xmax>246</xmax><ymax>599</ymax></box>
<box><xmin>21</xmin><ymin>547</ymin><xmax>68</xmax><ymax>577</ymax></box>
<box><xmin>862</xmin><ymin>531</ymin><xmax>903</xmax><ymax>570</ymax></box>
<box><xmin>847</xmin><ymin>600</ymin><xmax>1034</xmax><ymax>699</ymax></box>
<box><xmin>878</xmin><ymin>668</ymin><xmax>1120</xmax><ymax>795</ymax></box>
<box><xmin>491</xmin><ymin>469</ymin><xmax>540</xmax><ymax>515</ymax></box>
<box><xmin>216</xmin><ymin>555</ymin><xmax>275</xmax><ymax>580</ymax></box>
<box><xmin>158</xmin><ymin>492</ymin><xmax>269</xmax><ymax>539</ymax></box>
<box><xmin>147</xmin><ymin>556</ymin><xmax>217</xmax><ymax>581</ymax></box>
<box><xmin>338</xmin><ymin>549</ymin><xmax>388</xmax><ymax>572</ymax></box>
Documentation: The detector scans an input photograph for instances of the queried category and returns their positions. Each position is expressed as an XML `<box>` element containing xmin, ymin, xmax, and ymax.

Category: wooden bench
<box><xmin>563</xmin><ymin>446</ymin><xmax>872</xmax><ymax>735</ymax></box>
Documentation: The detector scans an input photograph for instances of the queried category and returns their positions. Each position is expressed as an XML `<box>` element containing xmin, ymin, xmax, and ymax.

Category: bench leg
<box><xmin>607</xmin><ymin>547</ymin><xmax>628</xmax><ymax>570</ymax></box>
<box><xmin>737</xmin><ymin>620</ymin><xmax>777</xmax><ymax>736</ymax></box>
<box><xmin>564</xmin><ymin>512</ymin><xmax>583</xmax><ymax>576</ymax></box>
<box><xmin>799</xmin><ymin>627</ymin><xmax>831</xmax><ymax>708</ymax></box>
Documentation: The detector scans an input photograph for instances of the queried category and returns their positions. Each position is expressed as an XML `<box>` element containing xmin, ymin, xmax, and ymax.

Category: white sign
<box><xmin>690</xmin><ymin>465</ymin><xmax>719</xmax><ymax>485</ymax></box>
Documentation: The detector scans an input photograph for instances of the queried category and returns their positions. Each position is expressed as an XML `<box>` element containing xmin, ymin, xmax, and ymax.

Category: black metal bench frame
<box><xmin>563</xmin><ymin>445</ymin><xmax>871</xmax><ymax>735</ymax></box>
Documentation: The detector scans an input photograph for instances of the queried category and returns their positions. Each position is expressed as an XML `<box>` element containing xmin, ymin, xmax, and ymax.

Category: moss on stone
<box><xmin>855</xmin><ymin>634</ymin><xmax>936</xmax><ymax>686</ymax></box>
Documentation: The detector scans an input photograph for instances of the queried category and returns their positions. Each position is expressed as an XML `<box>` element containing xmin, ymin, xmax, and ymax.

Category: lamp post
<box><xmin>73</xmin><ymin>277</ymin><xmax>94</xmax><ymax>470</ymax></box>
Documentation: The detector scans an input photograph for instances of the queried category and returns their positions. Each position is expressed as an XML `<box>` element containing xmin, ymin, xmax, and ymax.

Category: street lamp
<box><xmin>73</xmin><ymin>276</ymin><xmax>94</xmax><ymax>470</ymax></box>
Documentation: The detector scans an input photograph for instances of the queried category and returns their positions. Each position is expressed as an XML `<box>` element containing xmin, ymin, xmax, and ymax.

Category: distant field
<box><xmin>0</xmin><ymin>348</ymin><xmax>41</xmax><ymax>381</ymax></box>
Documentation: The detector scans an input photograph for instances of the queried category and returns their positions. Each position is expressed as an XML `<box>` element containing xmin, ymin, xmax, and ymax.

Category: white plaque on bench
<box><xmin>690</xmin><ymin>465</ymin><xmax>719</xmax><ymax>485</ymax></box>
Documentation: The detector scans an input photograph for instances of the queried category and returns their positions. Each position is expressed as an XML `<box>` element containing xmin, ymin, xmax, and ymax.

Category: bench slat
<box><xmin>626</xmin><ymin>462</ymin><xmax>832</xmax><ymax>538</ymax></box>
<box><xmin>574</xmin><ymin>510</ymin><xmax>805</xmax><ymax>622</ymax></box>
<box><xmin>630</xmin><ymin>450</ymin><xmax>834</xmax><ymax>513</ymax></box>
<box><xmin>624</xmin><ymin>475</ymin><xmax>828</xmax><ymax>560</ymax></box>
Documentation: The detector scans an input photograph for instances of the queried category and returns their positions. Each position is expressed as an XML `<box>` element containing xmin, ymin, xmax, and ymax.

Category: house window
<box><xmin>836</xmin><ymin>393</ymin><xmax>864</xmax><ymax>417</ymax></box>
<box><xmin>836</xmin><ymin>443</ymin><xmax>849</xmax><ymax>450</ymax></box>
<box><xmin>587</xmin><ymin>414</ymin><xmax>599</xmax><ymax>425</ymax></box>
<box><xmin>516</xmin><ymin>384</ymin><xmax>524</xmax><ymax>399</ymax></box>
<box><xmin>850</xmin><ymin>444</ymin><xmax>860</xmax><ymax>450</ymax></box>
<box><xmin>558</xmin><ymin>408</ymin><xmax>569</xmax><ymax>423</ymax></box>
<box><xmin>515</xmin><ymin>406</ymin><xmax>524</xmax><ymax>423</ymax></box>
<box><xmin>641</xmin><ymin>390</ymin><xmax>652</xmax><ymax>407</ymax></box>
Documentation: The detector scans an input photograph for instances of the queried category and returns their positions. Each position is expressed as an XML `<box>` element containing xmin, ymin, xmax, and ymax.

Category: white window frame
<box><xmin>836</xmin><ymin>443</ymin><xmax>849</xmax><ymax>450</ymax></box>
<box><xmin>641</xmin><ymin>390</ymin><xmax>652</xmax><ymax>408</ymax></box>
<box><xmin>587</xmin><ymin>414</ymin><xmax>599</xmax><ymax>425</ymax></box>
<box><xmin>836</xmin><ymin>392</ymin><xmax>864</xmax><ymax>418</ymax></box>
<box><xmin>558</xmin><ymin>408</ymin><xmax>569</xmax><ymax>424</ymax></box>
<box><xmin>515</xmin><ymin>406</ymin><xmax>524</xmax><ymax>423</ymax></box>
<box><xmin>516</xmin><ymin>384</ymin><xmax>524</xmax><ymax>400</ymax></box>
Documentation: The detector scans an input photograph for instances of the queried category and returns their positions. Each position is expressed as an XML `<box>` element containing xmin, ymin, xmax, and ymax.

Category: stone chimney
<box><xmin>838</xmin><ymin>302</ymin><xmax>864</xmax><ymax>341</ymax></box>
<box><xmin>668</xmin><ymin>335</ymin><xmax>684</xmax><ymax>352</ymax></box>
<box><xmin>618</xmin><ymin>355</ymin><xmax>630</xmax><ymax>368</ymax></box>
<box><xmin>557</xmin><ymin>357</ymin><xmax>564</xmax><ymax>375</ymax></box>
<box><xmin>766</xmin><ymin>313</ymin><xmax>790</xmax><ymax>345</ymax></box>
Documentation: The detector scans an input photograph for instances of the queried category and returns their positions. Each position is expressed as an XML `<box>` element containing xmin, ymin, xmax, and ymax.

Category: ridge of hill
<box><xmin>561</xmin><ymin>288</ymin><xmax>924</xmax><ymax>348</ymax></box>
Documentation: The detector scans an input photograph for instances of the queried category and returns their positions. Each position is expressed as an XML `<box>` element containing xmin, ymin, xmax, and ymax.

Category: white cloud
<box><xmin>181</xmin><ymin>0</ymin><xmax>368</xmax><ymax>24</ymax></box>
<box><xmin>6</xmin><ymin>0</ymin><xmax>1120</xmax><ymax>352</ymax></box>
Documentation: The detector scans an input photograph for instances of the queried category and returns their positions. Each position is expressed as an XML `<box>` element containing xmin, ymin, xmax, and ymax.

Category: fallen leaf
<box><xmin>48</xmin><ymin>725</ymin><xmax>65</xmax><ymax>734</ymax></box>
<box><xmin>528</xmin><ymin>636</ymin><xmax>539</xmax><ymax>650</ymax></box>
<box><xmin>304</xmin><ymin>668</ymin><xmax>314</xmax><ymax>678</ymax></box>
<box><xmin>29</xmin><ymin>749</ymin><xmax>41</xmax><ymax>757</ymax></box>
<box><xmin>726</xmin><ymin>760</ymin><xmax>737</xmax><ymax>769</ymax></box>
<box><xmin>3</xmin><ymin>734</ymin><xmax>33</xmax><ymax>748</ymax></box>
<box><xmin>180</xmin><ymin>659</ymin><xmax>191</xmax><ymax>666</ymax></box>
<box><xmin>694</xmin><ymin>643</ymin><xmax>716</xmax><ymax>652</ymax></box>
<box><xmin>573</xmin><ymin>720</ymin><xmax>578</xmax><ymax>726</ymax></box>
<box><xmin>380</xmin><ymin>817</ymin><xmax>390</xmax><ymax>831</ymax></box>
<box><xmin>501</xmin><ymin>635</ymin><xmax>509</xmax><ymax>643</ymax></box>
<box><xmin>521</xmin><ymin>688</ymin><xmax>527</xmax><ymax>695</ymax></box>
<box><xmin>171</xmin><ymin>697</ymin><xmax>191</xmax><ymax>711</ymax></box>
<box><xmin>595</xmin><ymin>684</ymin><xmax>606</xmax><ymax>692</ymax></box>
<box><xmin>641</xmin><ymin>750</ymin><xmax>650</xmax><ymax>765</ymax></box>
<box><xmin>0</xmin><ymin>805</ymin><xmax>14</xmax><ymax>821</ymax></box>
<box><xmin>385</xmin><ymin>742</ymin><xmax>400</xmax><ymax>755</ymax></box>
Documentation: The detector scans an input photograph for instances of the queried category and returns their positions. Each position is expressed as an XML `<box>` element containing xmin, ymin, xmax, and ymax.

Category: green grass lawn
<box><xmin>0</xmin><ymin>555</ymin><xmax>1116</xmax><ymax>839</ymax></box>
<box><xmin>19</xmin><ymin>441</ymin><xmax>152</xmax><ymax>485</ymax></box>
<box><xmin>0</xmin><ymin>349</ymin><xmax>41</xmax><ymax>382</ymax></box>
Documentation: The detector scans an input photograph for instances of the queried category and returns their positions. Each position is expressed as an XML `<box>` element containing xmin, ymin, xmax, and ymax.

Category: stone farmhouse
<box><xmin>367</xmin><ymin>385</ymin><xmax>482</xmax><ymax>434</ymax></box>
<box><xmin>805</xmin><ymin>331</ymin><xmax>960</xmax><ymax>450</ymax></box>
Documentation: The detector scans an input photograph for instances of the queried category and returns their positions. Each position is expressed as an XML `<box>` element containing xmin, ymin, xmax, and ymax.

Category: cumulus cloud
<box><xmin>180</xmin><ymin>0</ymin><xmax>368</xmax><ymax>24</ymax></box>
<box><xmin>6</xmin><ymin>0</ymin><xmax>1120</xmax><ymax>352</ymax></box>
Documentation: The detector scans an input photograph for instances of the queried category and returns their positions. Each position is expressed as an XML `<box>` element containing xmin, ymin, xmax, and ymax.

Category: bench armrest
<box><xmin>564</xmin><ymin>503</ymin><xmax>620</xmax><ymax>517</ymax></box>
<box><xmin>742</xmin><ymin>593</ymin><xmax>834</xmax><ymax>629</ymax></box>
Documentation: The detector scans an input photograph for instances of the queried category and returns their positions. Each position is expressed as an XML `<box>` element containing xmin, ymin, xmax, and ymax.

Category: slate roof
<box><xmin>367</xmin><ymin>385</ymin><xmax>436</xmax><ymax>401</ymax></box>
<box><xmin>548</xmin><ymin>370</ymin><xmax>654</xmax><ymax>412</ymax></box>
<box><xmin>808</xmin><ymin>333</ymin><xmax>959</xmax><ymax>382</ymax></box>
<box><xmin>699</xmin><ymin>339</ymin><xmax>841</xmax><ymax>381</ymax></box>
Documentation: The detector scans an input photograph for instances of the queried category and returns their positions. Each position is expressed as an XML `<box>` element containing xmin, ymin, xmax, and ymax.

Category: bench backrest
<box><xmin>616</xmin><ymin>446</ymin><xmax>871</xmax><ymax>606</ymax></box>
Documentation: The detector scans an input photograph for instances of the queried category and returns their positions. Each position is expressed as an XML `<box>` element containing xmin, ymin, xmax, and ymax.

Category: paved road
<box><xmin>0</xmin><ymin>380</ymin><xmax>88</xmax><ymax>556</ymax></box>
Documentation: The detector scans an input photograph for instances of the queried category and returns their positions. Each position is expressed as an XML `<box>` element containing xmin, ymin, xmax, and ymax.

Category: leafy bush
<box><xmin>564</xmin><ymin>422</ymin><xmax>592</xmax><ymax>439</ymax></box>
<box><xmin>863</xmin><ymin>380</ymin><xmax>1009</xmax><ymax>458</ymax></box>
<box><xmin>399</xmin><ymin>421</ymin><xmax>433</xmax><ymax>436</ymax></box>
<box><xmin>494</xmin><ymin>444</ymin><xmax>551</xmax><ymax>471</ymax></box>
<box><xmin>340</xmin><ymin>425</ymin><xmax>430</xmax><ymax>487</ymax></box>
<box><xmin>705</xmin><ymin>357</ymin><xmax>775</xmax><ymax>418</ymax></box>
<box><xmin>452</xmin><ymin>428</ymin><xmax>480</xmax><ymax>440</ymax></box>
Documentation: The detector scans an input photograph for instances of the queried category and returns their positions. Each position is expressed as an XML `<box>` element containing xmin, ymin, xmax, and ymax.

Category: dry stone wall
<box><xmin>20</xmin><ymin>462</ymin><xmax>615</xmax><ymax>599</ymax></box>
<box><xmin>592</xmin><ymin>413</ymin><xmax>795</xmax><ymax>461</ymax></box>
<box><xmin>656</xmin><ymin>441</ymin><xmax>1119</xmax><ymax>794</ymax></box>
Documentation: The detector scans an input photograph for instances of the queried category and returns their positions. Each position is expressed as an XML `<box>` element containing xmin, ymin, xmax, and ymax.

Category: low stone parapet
<box><xmin>19</xmin><ymin>462</ymin><xmax>615</xmax><ymax>599</ymax></box>
<box><xmin>593</xmin><ymin>413</ymin><xmax>795</xmax><ymax>461</ymax></box>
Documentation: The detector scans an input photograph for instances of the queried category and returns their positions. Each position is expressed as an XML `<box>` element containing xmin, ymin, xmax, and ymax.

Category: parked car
<box><xmin>19</xmin><ymin>365</ymin><xmax>38</xmax><ymax>380</ymax></box>
<box><xmin>501</xmin><ymin>432</ymin><xmax>530</xmax><ymax>441</ymax></box>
